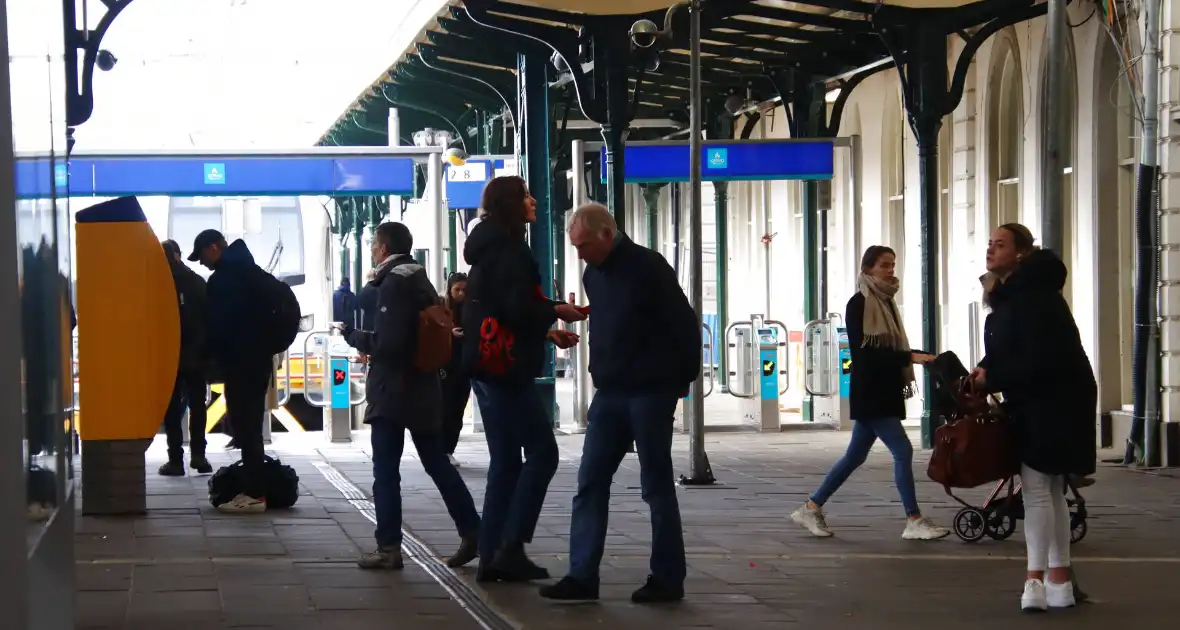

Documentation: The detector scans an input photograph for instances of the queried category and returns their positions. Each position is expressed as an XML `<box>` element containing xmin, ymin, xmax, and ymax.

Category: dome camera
<box><xmin>629</xmin><ymin>19</ymin><xmax>660</xmax><ymax>49</ymax></box>
<box><xmin>551</xmin><ymin>50</ymin><xmax>569</xmax><ymax>73</ymax></box>
<box><xmin>96</xmin><ymin>49</ymin><xmax>118</xmax><ymax>72</ymax></box>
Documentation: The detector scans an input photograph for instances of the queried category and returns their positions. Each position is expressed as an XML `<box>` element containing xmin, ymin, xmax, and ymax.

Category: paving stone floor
<box><xmin>76</xmin><ymin>429</ymin><xmax>1180</xmax><ymax>629</ymax></box>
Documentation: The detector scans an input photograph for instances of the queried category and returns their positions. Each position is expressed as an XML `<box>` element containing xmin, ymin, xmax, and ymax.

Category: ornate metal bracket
<box><xmin>64</xmin><ymin>0</ymin><xmax>136</xmax><ymax>130</ymax></box>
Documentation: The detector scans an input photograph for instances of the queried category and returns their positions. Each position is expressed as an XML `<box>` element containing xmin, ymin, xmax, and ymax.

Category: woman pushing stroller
<box><xmin>971</xmin><ymin>223</ymin><xmax>1096</xmax><ymax>612</ymax></box>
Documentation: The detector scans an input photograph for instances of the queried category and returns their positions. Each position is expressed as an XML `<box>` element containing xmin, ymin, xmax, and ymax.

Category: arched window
<box><xmin>987</xmin><ymin>37</ymin><xmax>1024</xmax><ymax>229</ymax></box>
<box><xmin>1039</xmin><ymin>37</ymin><xmax>1078</xmax><ymax>304</ymax></box>
<box><xmin>882</xmin><ymin>87</ymin><xmax>906</xmax><ymax>285</ymax></box>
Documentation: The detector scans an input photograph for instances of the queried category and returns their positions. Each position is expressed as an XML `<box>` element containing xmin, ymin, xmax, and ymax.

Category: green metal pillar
<box><xmin>640</xmin><ymin>184</ymin><xmax>664</xmax><ymax>250</ymax></box>
<box><xmin>447</xmin><ymin>210</ymin><xmax>458</xmax><ymax>277</ymax></box>
<box><xmin>351</xmin><ymin>199</ymin><xmax>364</xmax><ymax>289</ymax></box>
<box><xmin>519</xmin><ymin>53</ymin><xmax>557</xmax><ymax>425</ymax></box>
<box><xmin>791</xmin><ymin>75</ymin><xmax>823</xmax><ymax>422</ymax></box>
<box><xmin>713</xmin><ymin>181</ymin><xmax>729</xmax><ymax>392</ymax></box>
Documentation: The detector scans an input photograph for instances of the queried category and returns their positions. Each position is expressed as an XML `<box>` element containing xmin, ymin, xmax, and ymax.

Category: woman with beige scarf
<box><xmin>791</xmin><ymin>245</ymin><xmax>949</xmax><ymax>541</ymax></box>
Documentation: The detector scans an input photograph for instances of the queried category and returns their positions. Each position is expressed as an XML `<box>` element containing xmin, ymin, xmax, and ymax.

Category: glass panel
<box><xmin>9</xmin><ymin>0</ymin><xmax>73</xmax><ymax>549</ymax></box>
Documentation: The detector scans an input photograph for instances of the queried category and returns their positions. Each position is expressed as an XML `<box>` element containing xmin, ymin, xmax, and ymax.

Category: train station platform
<box><xmin>75</xmin><ymin>431</ymin><xmax>1179</xmax><ymax>630</ymax></box>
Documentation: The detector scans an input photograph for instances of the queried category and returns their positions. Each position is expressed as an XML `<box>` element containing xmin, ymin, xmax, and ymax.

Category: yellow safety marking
<box><xmin>272</xmin><ymin>405</ymin><xmax>305</xmax><ymax>433</ymax></box>
<box><xmin>204</xmin><ymin>383</ymin><xmax>227</xmax><ymax>433</ymax></box>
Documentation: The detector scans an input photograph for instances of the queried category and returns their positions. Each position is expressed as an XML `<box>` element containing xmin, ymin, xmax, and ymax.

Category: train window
<box><xmin>168</xmin><ymin>197</ymin><xmax>304</xmax><ymax>277</ymax></box>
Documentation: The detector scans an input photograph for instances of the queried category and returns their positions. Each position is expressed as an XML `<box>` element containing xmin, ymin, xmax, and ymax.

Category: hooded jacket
<box><xmin>205</xmin><ymin>239</ymin><xmax>271</xmax><ymax>372</ymax></box>
<box><xmin>461</xmin><ymin>220</ymin><xmax>557</xmax><ymax>384</ymax></box>
<box><xmin>980</xmin><ymin>248</ymin><xmax>1097</xmax><ymax>476</ymax></box>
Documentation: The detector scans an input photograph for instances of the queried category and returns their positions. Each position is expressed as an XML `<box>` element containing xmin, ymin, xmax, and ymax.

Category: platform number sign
<box><xmin>447</xmin><ymin>162</ymin><xmax>488</xmax><ymax>183</ymax></box>
<box><xmin>203</xmin><ymin>163</ymin><xmax>226</xmax><ymax>185</ymax></box>
<box><xmin>707</xmin><ymin>148</ymin><xmax>728</xmax><ymax>169</ymax></box>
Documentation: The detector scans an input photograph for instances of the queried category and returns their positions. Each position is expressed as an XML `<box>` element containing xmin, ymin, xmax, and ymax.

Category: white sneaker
<box><xmin>1021</xmin><ymin>579</ymin><xmax>1048</xmax><ymax>612</ymax></box>
<box><xmin>1045</xmin><ymin>579</ymin><xmax>1076</xmax><ymax>608</ymax></box>
<box><xmin>217</xmin><ymin>493</ymin><xmax>267</xmax><ymax>514</ymax></box>
<box><xmin>791</xmin><ymin>504</ymin><xmax>833</xmax><ymax>537</ymax></box>
<box><xmin>901</xmin><ymin>516</ymin><xmax>951</xmax><ymax>540</ymax></box>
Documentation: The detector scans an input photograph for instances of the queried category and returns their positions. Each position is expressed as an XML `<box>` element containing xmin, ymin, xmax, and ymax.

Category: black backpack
<box><xmin>209</xmin><ymin>456</ymin><xmax>300</xmax><ymax>509</ymax></box>
<box><xmin>253</xmin><ymin>269</ymin><xmax>301</xmax><ymax>356</ymax></box>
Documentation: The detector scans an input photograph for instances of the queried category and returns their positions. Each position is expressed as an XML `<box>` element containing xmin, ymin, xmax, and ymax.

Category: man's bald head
<box><xmin>568</xmin><ymin>203</ymin><xmax>618</xmax><ymax>266</ymax></box>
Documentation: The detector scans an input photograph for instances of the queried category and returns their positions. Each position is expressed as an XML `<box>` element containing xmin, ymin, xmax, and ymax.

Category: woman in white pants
<box><xmin>971</xmin><ymin>223</ymin><xmax>1097</xmax><ymax>612</ymax></box>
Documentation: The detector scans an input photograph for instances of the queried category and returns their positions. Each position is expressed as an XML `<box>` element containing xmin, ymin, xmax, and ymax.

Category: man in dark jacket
<box><xmin>540</xmin><ymin>203</ymin><xmax>698</xmax><ymax>604</ymax></box>
<box><xmin>340</xmin><ymin>222</ymin><xmax>480</xmax><ymax>571</ymax></box>
<box><xmin>332</xmin><ymin>278</ymin><xmax>359</xmax><ymax>327</ymax></box>
<box><xmin>189</xmin><ymin>229</ymin><xmax>272</xmax><ymax>513</ymax></box>
<box><xmin>158</xmin><ymin>240</ymin><xmax>212</xmax><ymax>476</ymax></box>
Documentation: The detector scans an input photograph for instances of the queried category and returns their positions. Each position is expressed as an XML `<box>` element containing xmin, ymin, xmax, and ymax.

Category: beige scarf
<box><xmin>858</xmin><ymin>273</ymin><xmax>916</xmax><ymax>397</ymax></box>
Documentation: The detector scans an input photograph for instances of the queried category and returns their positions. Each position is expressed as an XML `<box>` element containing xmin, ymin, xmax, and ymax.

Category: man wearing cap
<box><xmin>189</xmin><ymin>229</ymin><xmax>271</xmax><ymax>513</ymax></box>
<box><xmin>158</xmin><ymin>240</ymin><xmax>212</xmax><ymax>476</ymax></box>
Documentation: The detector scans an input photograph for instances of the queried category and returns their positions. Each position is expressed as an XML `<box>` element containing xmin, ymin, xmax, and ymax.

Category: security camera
<box><xmin>630</xmin><ymin>19</ymin><xmax>660</xmax><ymax>49</ymax></box>
<box><xmin>96</xmin><ymin>50</ymin><xmax>118</xmax><ymax>72</ymax></box>
<box><xmin>551</xmin><ymin>51</ymin><xmax>569</xmax><ymax>73</ymax></box>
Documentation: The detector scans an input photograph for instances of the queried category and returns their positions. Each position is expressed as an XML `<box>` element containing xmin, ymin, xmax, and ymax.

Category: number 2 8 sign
<box><xmin>447</xmin><ymin>162</ymin><xmax>489</xmax><ymax>182</ymax></box>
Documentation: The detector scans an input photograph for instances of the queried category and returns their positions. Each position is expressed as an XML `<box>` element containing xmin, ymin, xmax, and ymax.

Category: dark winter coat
<box><xmin>332</xmin><ymin>283</ymin><xmax>359</xmax><ymax>328</ymax></box>
<box><xmin>343</xmin><ymin>255</ymin><xmax>442</xmax><ymax>431</ymax></box>
<box><xmin>168</xmin><ymin>258</ymin><xmax>208</xmax><ymax>374</ymax></box>
<box><xmin>205</xmin><ymin>239</ymin><xmax>271</xmax><ymax>373</ymax></box>
<box><xmin>845</xmin><ymin>292</ymin><xmax>911</xmax><ymax>421</ymax></box>
<box><xmin>461</xmin><ymin>221</ymin><xmax>557</xmax><ymax>384</ymax></box>
<box><xmin>979</xmin><ymin>249</ymin><xmax>1097</xmax><ymax>476</ymax></box>
<box><xmin>356</xmin><ymin>279</ymin><xmax>380</xmax><ymax>331</ymax></box>
<box><xmin>582</xmin><ymin>234</ymin><xmax>701</xmax><ymax>397</ymax></box>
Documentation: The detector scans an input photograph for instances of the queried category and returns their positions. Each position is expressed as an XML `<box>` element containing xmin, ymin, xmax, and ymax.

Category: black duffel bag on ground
<box><xmin>209</xmin><ymin>456</ymin><xmax>300</xmax><ymax>509</ymax></box>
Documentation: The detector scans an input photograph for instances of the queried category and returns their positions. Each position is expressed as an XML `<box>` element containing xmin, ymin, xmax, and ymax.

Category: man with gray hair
<box><xmin>539</xmin><ymin>202</ymin><xmax>700</xmax><ymax>604</ymax></box>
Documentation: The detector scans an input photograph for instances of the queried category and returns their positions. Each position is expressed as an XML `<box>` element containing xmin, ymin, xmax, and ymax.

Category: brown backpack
<box><xmin>414</xmin><ymin>303</ymin><xmax>454</xmax><ymax>372</ymax></box>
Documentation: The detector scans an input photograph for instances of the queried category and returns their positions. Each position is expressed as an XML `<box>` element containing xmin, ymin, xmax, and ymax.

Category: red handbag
<box><xmin>926</xmin><ymin>379</ymin><xmax>1019</xmax><ymax>490</ymax></box>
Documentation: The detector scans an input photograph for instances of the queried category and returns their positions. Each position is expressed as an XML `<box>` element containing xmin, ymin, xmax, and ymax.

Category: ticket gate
<box><xmin>725</xmin><ymin>314</ymin><xmax>789</xmax><ymax>431</ymax></box>
<box><xmin>804</xmin><ymin>315</ymin><xmax>852</xmax><ymax>429</ymax></box>
<box><xmin>301</xmin><ymin>329</ymin><xmax>367</xmax><ymax>443</ymax></box>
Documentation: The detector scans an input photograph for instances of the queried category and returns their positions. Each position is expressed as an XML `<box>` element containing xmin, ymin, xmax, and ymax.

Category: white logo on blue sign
<box><xmin>204</xmin><ymin>163</ymin><xmax>226</xmax><ymax>185</ymax></box>
<box><xmin>53</xmin><ymin>164</ymin><xmax>68</xmax><ymax>187</ymax></box>
<box><xmin>708</xmin><ymin>148</ymin><xmax>728</xmax><ymax>169</ymax></box>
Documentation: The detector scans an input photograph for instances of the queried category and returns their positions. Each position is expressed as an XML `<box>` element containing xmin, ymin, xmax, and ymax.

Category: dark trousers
<box><xmin>568</xmin><ymin>391</ymin><xmax>685</xmax><ymax>588</ymax></box>
<box><xmin>223</xmin><ymin>363</ymin><xmax>271</xmax><ymax>495</ymax></box>
<box><xmin>440</xmin><ymin>371</ymin><xmax>470</xmax><ymax>455</ymax></box>
<box><xmin>470</xmin><ymin>379</ymin><xmax>558</xmax><ymax>560</ymax></box>
<box><xmin>163</xmin><ymin>369</ymin><xmax>208</xmax><ymax>462</ymax></box>
<box><xmin>370</xmin><ymin>417</ymin><xmax>481</xmax><ymax>548</ymax></box>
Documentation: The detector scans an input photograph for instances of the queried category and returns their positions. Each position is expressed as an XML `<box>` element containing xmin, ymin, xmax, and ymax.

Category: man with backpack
<box><xmin>338</xmin><ymin>221</ymin><xmax>480</xmax><ymax>571</ymax></box>
<box><xmin>158</xmin><ymin>240</ymin><xmax>212</xmax><ymax>476</ymax></box>
<box><xmin>190</xmin><ymin>229</ymin><xmax>300</xmax><ymax>513</ymax></box>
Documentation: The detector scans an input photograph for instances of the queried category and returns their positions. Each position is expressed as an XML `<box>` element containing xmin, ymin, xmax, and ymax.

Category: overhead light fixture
<box><xmin>825</xmin><ymin>89</ymin><xmax>841</xmax><ymax>104</ymax></box>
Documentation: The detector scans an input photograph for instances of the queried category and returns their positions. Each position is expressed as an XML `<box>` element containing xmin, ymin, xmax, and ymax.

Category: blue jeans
<box><xmin>810</xmin><ymin>417</ymin><xmax>920</xmax><ymax>517</ymax></box>
<box><xmin>568</xmin><ymin>391</ymin><xmax>685</xmax><ymax>587</ymax></box>
<box><xmin>370</xmin><ymin>418</ymin><xmax>481</xmax><ymax>548</ymax></box>
<box><xmin>471</xmin><ymin>380</ymin><xmax>559</xmax><ymax>560</ymax></box>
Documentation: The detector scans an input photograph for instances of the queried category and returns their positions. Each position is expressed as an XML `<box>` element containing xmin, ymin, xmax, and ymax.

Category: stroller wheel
<box><xmin>985</xmin><ymin>510</ymin><xmax>1017</xmax><ymax>540</ymax></box>
<box><xmin>953</xmin><ymin>508</ymin><xmax>988</xmax><ymax>543</ymax></box>
<box><xmin>1070</xmin><ymin>516</ymin><xmax>1087</xmax><ymax>543</ymax></box>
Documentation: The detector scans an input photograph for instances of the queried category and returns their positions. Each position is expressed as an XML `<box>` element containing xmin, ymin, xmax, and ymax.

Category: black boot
<box><xmin>190</xmin><ymin>455</ymin><xmax>213</xmax><ymax>474</ymax></box>
<box><xmin>539</xmin><ymin>576</ymin><xmax>599</xmax><ymax>601</ymax></box>
<box><xmin>445</xmin><ymin>536</ymin><xmax>478</xmax><ymax>568</ymax></box>
<box><xmin>158</xmin><ymin>460</ymin><xmax>184</xmax><ymax>477</ymax></box>
<box><xmin>487</xmin><ymin>544</ymin><xmax>549</xmax><ymax>582</ymax></box>
<box><xmin>631</xmin><ymin>576</ymin><xmax>684</xmax><ymax>604</ymax></box>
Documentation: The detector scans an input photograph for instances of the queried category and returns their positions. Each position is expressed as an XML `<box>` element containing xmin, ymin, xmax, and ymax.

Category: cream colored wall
<box><xmin>726</xmin><ymin>5</ymin><xmax>1127</xmax><ymax>420</ymax></box>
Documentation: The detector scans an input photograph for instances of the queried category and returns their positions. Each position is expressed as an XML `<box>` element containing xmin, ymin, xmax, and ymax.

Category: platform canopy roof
<box><xmin>320</xmin><ymin>0</ymin><xmax>1044</xmax><ymax>148</ymax></box>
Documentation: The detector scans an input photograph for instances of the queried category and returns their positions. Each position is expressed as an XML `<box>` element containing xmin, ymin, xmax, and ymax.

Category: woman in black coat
<box><xmin>971</xmin><ymin>223</ymin><xmax>1096</xmax><ymax>612</ymax></box>
<box><xmin>463</xmin><ymin>176</ymin><xmax>585</xmax><ymax>582</ymax></box>
<box><xmin>440</xmin><ymin>272</ymin><xmax>469</xmax><ymax>466</ymax></box>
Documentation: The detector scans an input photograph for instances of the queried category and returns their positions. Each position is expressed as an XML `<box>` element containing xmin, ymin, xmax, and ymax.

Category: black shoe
<box><xmin>631</xmin><ymin>576</ymin><xmax>684</xmax><ymax>604</ymax></box>
<box><xmin>158</xmin><ymin>461</ymin><xmax>185</xmax><ymax>477</ymax></box>
<box><xmin>190</xmin><ymin>455</ymin><xmax>213</xmax><ymax>474</ymax></box>
<box><xmin>445</xmin><ymin>536</ymin><xmax>478</xmax><ymax>568</ymax></box>
<box><xmin>539</xmin><ymin>576</ymin><xmax>599</xmax><ymax>601</ymax></box>
<box><xmin>225</xmin><ymin>439</ymin><xmax>239</xmax><ymax>451</ymax></box>
<box><xmin>488</xmin><ymin>545</ymin><xmax>550</xmax><ymax>582</ymax></box>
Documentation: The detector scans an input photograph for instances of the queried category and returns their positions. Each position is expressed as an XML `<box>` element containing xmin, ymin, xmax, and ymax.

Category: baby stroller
<box><xmin>927</xmin><ymin>352</ymin><xmax>1089</xmax><ymax>544</ymax></box>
